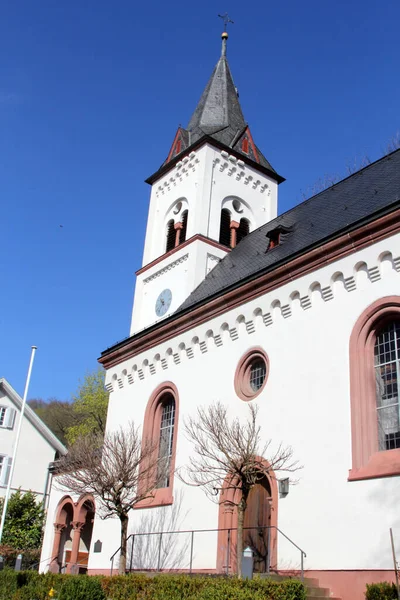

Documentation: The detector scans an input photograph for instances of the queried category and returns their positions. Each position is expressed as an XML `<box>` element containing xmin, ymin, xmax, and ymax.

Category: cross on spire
<box><xmin>218</xmin><ymin>12</ymin><xmax>234</xmax><ymax>32</ymax></box>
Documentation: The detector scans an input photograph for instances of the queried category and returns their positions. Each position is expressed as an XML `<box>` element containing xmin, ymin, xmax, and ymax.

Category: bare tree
<box><xmin>55</xmin><ymin>423</ymin><xmax>163</xmax><ymax>574</ymax></box>
<box><xmin>181</xmin><ymin>402</ymin><xmax>299</xmax><ymax>577</ymax></box>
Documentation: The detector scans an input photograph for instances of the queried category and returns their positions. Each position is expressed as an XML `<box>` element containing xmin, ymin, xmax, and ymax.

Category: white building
<box><xmin>41</xmin><ymin>32</ymin><xmax>400</xmax><ymax>599</ymax></box>
<box><xmin>0</xmin><ymin>378</ymin><xmax>66</xmax><ymax>498</ymax></box>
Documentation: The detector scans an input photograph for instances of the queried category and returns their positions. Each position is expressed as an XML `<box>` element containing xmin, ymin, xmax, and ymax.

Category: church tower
<box><xmin>130</xmin><ymin>31</ymin><xmax>284</xmax><ymax>335</ymax></box>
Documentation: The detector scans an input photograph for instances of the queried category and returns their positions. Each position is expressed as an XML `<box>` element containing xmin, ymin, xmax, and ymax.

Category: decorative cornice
<box><xmin>136</xmin><ymin>234</ymin><xmax>230</xmax><ymax>276</ymax></box>
<box><xmin>145</xmin><ymin>136</ymin><xmax>285</xmax><ymax>186</ymax></box>
<box><xmin>99</xmin><ymin>207</ymin><xmax>400</xmax><ymax>372</ymax></box>
<box><xmin>155</xmin><ymin>151</ymin><xmax>200</xmax><ymax>198</ymax></box>
<box><xmin>143</xmin><ymin>254</ymin><xmax>189</xmax><ymax>284</ymax></box>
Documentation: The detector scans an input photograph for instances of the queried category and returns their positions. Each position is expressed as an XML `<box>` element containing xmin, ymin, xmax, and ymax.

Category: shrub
<box><xmin>58</xmin><ymin>576</ymin><xmax>105</xmax><ymax>600</ymax></box>
<box><xmin>0</xmin><ymin>571</ymin><xmax>306</xmax><ymax>600</ymax></box>
<box><xmin>366</xmin><ymin>582</ymin><xmax>398</xmax><ymax>600</ymax></box>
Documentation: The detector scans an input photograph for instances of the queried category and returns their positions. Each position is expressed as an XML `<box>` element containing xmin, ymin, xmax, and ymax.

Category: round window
<box><xmin>173</xmin><ymin>201</ymin><xmax>182</xmax><ymax>215</ymax></box>
<box><xmin>232</xmin><ymin>199</ymin><xmax>243</xmax><ymax>213</ymax></box>
<box><xmin>234</xmin><ymin>348</ymin><xmax>269</xmax><ymax>401</ymax></box>
<box><xmin>249</xmin><ymin>360</ymin><xmax>267</xmax><ymax>391</ymax></box>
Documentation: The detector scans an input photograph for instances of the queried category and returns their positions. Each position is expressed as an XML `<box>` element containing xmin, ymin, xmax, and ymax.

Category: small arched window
<box><xmin>219</xmin><ymin>209</ymin><xmax>231</xmax><ymax>248</ymax></box>
<box><xmin>136</xmin><ymin>382</ymin><xmax>179</xmax><ymax>508</ymax></box>
<box><xmin>375</xmin><ymin>321</ymin><xmax>400</xmax><ymax>451</ymax></box>
<box><xmin>236</xmin><ymin>218</ymin><xmax>250</xmax><ymax>245</ymax></box>
<box><xmin>166</xmin><ymin>220</ymin><xmax>175</xmax><ymax>253</ymax></box>
<box><xmin>180</xmin><ymin>210</ymin><xmax>188</xmax><ymax>245</ymax></box>
<box><xmin>157</xmin><ymin>394</ymin><xmax>176</xmax><ymax>488</ymax></box>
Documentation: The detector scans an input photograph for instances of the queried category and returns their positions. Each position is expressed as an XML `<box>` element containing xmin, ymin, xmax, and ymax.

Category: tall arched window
<box><xmin>166</xmin><ymin>220</ymin><xmax>175</xmax><ymax>253</ymax></box>
<box><xmin>236</xmin><ymin>218</ymin><xmax>250</xmax><ymax>245</ymax></box>
<box><xmin>136</xmin><ymin>382</ymin><xmax>179</xmax><ymax>508</ymax></box>
<box><xmin>219</xmin><ymin>209</ymin><xmax>231</xmax><ymax>247</ymax></box>
<box><xmin>157</xmin><ymin>394</ymin><xmax>175</xmax><ymax>488</ymax></box>
<box><xmin>375</xmin><ymin>321</ymin><xmax>400</xmax><ymax>451</ymax></box>
<box><xmin>349</xmin><ymin>297</ymin><xmax>400</xmax><ymax>481</ymax></box>
<box><xmin>180</xmin><ymin>210</ymin><xmax>188</xmax><ymax>245</ymax></box>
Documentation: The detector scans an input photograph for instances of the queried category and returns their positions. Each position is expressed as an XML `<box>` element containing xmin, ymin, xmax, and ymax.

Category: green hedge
<box><xmin>0</xmin><ymin>571</ymin><xmax>306</xmax><ymax>600</ymax></box>
<box><xmin>365</xmin><ymin>582</ymin><xmax>398</xmax><ymax>600</ymax></box>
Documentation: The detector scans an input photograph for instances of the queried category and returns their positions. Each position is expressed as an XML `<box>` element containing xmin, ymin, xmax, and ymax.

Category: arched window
<box><xmin>180</xmin><ymin>210</ymin><xmax>188</xmax><ymax>245</ymax></box>
<box><xmin>349</xmin><ymin>297</ymin><xmax>400</xmax><ymax>481</ymax></box>
<box><xmin>236</xmin><ymin>218</ymin><xmax>250</xmax><ymax>245</ymax></box>
<box><xmin>166</xmin><ymin>220</ymin><xmax>175</xmax><ymax>253</ymax></box>
<box><xmin>219</xmin><ymin>209</ymin><xmax>231</xmax><ymax>247</ymax></box>
<box><xmin>136</xmin><ymin>382</ymin><xmax>179</xmax><ymax>508</ymax></box>
<box><xmin>375</xmin><ymin>322</ymin><xmax>400</xmax><ymax>451</ymax></box>
<box><xmin>157</xmin><ymin>394</ymin><xmax>175</xmax><ymax>488</ymax></box>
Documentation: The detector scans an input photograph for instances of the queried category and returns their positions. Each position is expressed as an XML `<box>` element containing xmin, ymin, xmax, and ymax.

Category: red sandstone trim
<box><xmin>166</xmin><ymin>128</ymin><xmax>183</xmax><ymax>164</ymax></box>
<box><xmin>245</xmin><ymin>127</ymin><xmax>259</xmax><ymax>163</ymax></box>
<box><xmin>349</xmin><ymin>296</ymin><xmax>400</xmax><ymax>481</ymax></box>
<box><xmin>135</xmin><ymin>382</ymin><xmax>179</xmax><ymax>509</ymax></box>
<box><xmin>304</xmin><ymin>570</ymin><xmax>398</xmax><ymax>600</ymax></box>
<box><xmin>216</xmin><ymin>457</ymin><xmax>278</xmax><ymax>573</ymax></box>
<box><xmin>50</xmin><ymin>494</ymin><xmax>95</xmax><ymax>574</ymax></box>
<box><xmin>136</xmin><ymin>235</ymin><xmax>230</xmax><ymax>276</ymax></box>
<box><xmin>234</xmin><ymin>347</ymin><xmax>269</xmax><ymax>401</ymax></box>
<box><xmin>100</xmin><ymin>208</ymin><xmax>400</xmax><ymax>369</ymax></box>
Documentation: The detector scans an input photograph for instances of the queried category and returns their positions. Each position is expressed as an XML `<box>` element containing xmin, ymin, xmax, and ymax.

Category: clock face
<box><xmin>155</xmin><ymin>289</ymin><xmax>172</xmax><ymax>317</ymax></box>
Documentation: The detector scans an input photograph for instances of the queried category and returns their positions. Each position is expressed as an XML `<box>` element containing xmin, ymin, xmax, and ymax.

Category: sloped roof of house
<box><xmin>0</xmin><ymin>378</ymin><xmax>67</xmax><ymax>456</ymax></box>
<box><xmin>178</xmin><ymin>149</ymin><xmax>400</xmax><ymax>312</ymax></box>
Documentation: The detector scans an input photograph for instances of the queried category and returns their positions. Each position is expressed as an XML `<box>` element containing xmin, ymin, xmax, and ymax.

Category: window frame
<box><xmin>234</xmin><ymin>348</ymin><xmax>269</xmax><ymax>401</ymax></box>
<box><xmin>349</xmin><ymin>296</ymin><xmax>400</xmax><ymax>481</ymax></box>
<box><xmin>0</xmin><ymin>406</ymin><xmax>6</xmax><ymax>427</ymax></box>
<box><xmin>0</xmin><ymin>405</ymin><xmax>15</xmax><ymax>429</ymax></box>
<box><xmin>135</xmin><ymin>382</ymin><xmax>179</xmax><ymax>508</ymax></box>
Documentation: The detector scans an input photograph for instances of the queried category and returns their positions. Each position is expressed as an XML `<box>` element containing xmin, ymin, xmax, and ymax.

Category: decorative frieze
<box><xmin>106</xmin><ymin>248</ymin><xmax>400</xmax><ymax>391</ymax></box>
<box><xmin>143</xmin><ymin>254</ymin><xmax>189</xmax><ymax>284</ymax></box>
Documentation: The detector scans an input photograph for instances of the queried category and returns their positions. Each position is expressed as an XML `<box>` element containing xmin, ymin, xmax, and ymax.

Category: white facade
<box><xmin>40</xmin><ymin>229</ymin><xmax>400</xmax><ymax>581</ymax></box>
<box><xmin>0</xmin><ymin>378</ymin><xmax>66</xmax><ymax>498</ymax></box>
<box><xmin>81</xmin><ymin>234</ymin><xmax>399</xmax><ymax>573</ymax></box>
<box><xmin>131</xmin><ymin>143</ymin><xmax>278</xmax><ymax>334</ymax></box>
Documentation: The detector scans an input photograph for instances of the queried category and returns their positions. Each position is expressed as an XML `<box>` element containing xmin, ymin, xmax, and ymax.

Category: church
<box><xmin>40</xmin><ymin>30</ymin><xmax>400</xmax><ymax>600</ymax></box>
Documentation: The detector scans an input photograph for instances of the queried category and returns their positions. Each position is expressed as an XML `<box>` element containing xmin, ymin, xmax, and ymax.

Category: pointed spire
<box><xmin>186</xmin><ymin>31</ymin><xmax>246</xmax><ymax>142</ymax></box>
<box><xmin>161</xmin><ymin>30</ymin><xmax>281</xmax><ymax>178</ymax></box>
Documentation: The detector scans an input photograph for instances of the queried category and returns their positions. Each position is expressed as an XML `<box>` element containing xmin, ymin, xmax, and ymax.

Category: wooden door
<box><xmin>243</xmin><ymin>477</ymin><xmax>272</xmax><ymax>572</ymax></box>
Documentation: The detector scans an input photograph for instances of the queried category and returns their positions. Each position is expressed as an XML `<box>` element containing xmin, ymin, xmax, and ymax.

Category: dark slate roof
<box><xmin>159</xmin><ymin>36</ymin><xmax>279</xmax><ymax>175</ymax></box>
<box><xmin>178</xmin><ymin>149</ymin><xmax>400</xmax><ymax>312</ymax></box>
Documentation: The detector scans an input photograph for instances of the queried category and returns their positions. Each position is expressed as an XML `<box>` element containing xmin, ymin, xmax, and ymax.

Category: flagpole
<box><xmin>0</xmin><ymin>346</ymin><xmax>37</xmax><ymax>543</ymax></box>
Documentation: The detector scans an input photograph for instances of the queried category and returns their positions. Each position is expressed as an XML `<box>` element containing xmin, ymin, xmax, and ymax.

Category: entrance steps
<box><xmin>258</xmin><ymin>573</ymin><xmax>341</xmax><ymax>600</ymax></box>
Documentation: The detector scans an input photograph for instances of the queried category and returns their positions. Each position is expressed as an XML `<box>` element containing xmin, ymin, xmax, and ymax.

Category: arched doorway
<box><xmin>216</xmin><ymin>460</ymin><xmax>278</xmax><ymax>574</ymax></box>
<box><xmin>50</xmin><ymin>495</ymin><xmax>95</xmax><ymax>574</ymax></box>
<box><xmin>50</xmin><ymin>496</ymin><xmax>74</xmax><ymax>573</ymax></box>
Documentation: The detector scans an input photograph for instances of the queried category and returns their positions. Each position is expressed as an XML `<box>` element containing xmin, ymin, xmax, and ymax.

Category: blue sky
<box><xmin>1</xmin><ymin>0</ymin><xmax>399</xmax><ymax>400</ymax></box>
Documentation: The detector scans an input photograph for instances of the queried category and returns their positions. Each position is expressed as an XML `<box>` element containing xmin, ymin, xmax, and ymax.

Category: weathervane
<box><xmin>218</xmin><ymin>12</ymin><xmax>234</xmax><ymax>32</ymax></box>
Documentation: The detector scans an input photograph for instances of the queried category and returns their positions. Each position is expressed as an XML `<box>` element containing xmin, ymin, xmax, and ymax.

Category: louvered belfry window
<box><xmin>375</xmin><ymin>321</ymin><xmax>400</xmax><ymax>451</ymax></box>
<box><xmin>180</xmin><ymin>210</ymin><xmax>188</xmax><ymax>244</ymax></box>
<box><xmin>156</xmin><ymin>394</ymin><xmax>175</xmax><ymax>488</ymax></box>
<box><xmin>219</xmin><ymin>209</ymin><xmax>231</xmax><ymax>247</ymax></box>
<box><xmin>166</xmin><ymin>220</ymin><xmax>175</xmax><ymax>253</ymax></box>
<box><xmin>236</xmin><ymin>218</ymin><xmax>250</xmax><ymax>245</ymax></box>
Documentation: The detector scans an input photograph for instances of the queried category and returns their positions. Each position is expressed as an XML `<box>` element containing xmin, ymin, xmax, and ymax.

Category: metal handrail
<box><xmin>109</xmin><ymin>525</ymin><xmax>306</xmax><ymax>579</ymax></box>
